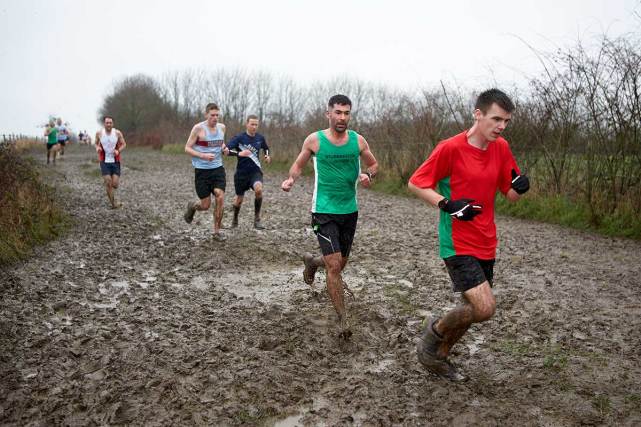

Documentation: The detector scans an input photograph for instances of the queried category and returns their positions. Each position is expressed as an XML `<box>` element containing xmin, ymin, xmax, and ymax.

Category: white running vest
<box><xmin>100</xmin><ymin>129</ymin><xmax>119</xmax><ymax>163</ymax></box>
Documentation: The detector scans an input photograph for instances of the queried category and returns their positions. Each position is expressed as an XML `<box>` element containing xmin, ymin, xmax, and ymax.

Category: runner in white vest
<box><xmin>183</xmin><ymin>103</ymin><xmax>230</xmax><ymax>241</ymax></box>
<box><xmin>56</xmin><ymin>117</ymin><xmax>69</xmax><ymax>156</ymax></box>
<box><xmin>95</xmin><ymin>116</ymin><xmax>127</xmax><ymax>208</ymax></box>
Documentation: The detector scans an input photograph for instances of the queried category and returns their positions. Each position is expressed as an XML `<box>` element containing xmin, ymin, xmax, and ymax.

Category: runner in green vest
<box><xmin>281</xmin><ymin>94</ymin><xmax>379</xmax><ymax>339</ymax></box>
<box><xmin>44</xmin><ymin>122</ymin><xmax>60</xmax><ymax>165</ymax></box>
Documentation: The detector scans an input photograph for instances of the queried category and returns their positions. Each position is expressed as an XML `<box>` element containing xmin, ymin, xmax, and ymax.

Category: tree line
<box><xmin>99</xmin><ymin>34</ymin><xmax>640</xmax><ymax>228</ymax></box>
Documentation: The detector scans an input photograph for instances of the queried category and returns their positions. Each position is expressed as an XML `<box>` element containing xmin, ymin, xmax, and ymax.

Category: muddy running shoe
<box><xmin>212</xmin><ymin>232</ymin><xmax>227</xmax><ymax>242</ymax></box>
<box><xmin>254</xmin><ymin>220</ymin><xmax>265</xmax><ymax>230</ymax></box>
<box><xmin>302</xmin><ymin>253</ymin><xmax>318</xmax><ymax>285</ymax></box>
<box><xmin>440</xmin><ymin>360</ymin><xmax>467</xmax><ymax>382</ymax></box>
<box><xmin>338</xmin><ymin>315</ymin><xmax>352</xmax><ymax>340</ymax></box>
<box><xmin>416</xmin><ymin>318</ymin><xmax>467</xmax><ymax>382</ymax></box>
<box><xmin>417</xmin><ymin>318</ymin><xmax>446</xmax><ymax>366</ymax></box>
<box><xmin>184</xmin><ymin>201</ymin><xmax>197</xmax><ymax>224</ymax></box>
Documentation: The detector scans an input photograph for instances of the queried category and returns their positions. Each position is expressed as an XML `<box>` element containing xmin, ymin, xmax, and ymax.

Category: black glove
<box><xmin>511</xmin><ymin>169</ymin><xmax>530</xmax><ymax>195</ymax></box>
<box><xmin>439</xmin><ymin>198</ymin><xmax>483</xmax><ymax>221</ymax></box>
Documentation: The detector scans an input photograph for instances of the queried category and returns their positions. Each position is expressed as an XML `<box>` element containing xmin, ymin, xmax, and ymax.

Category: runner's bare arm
<box><xmin>505</xmin><ymin>189</ymin><xmax>520</xmax><ymax>202</ymax></box>
<box><xmin>114</xmin><ymin>131</ymin><xmax>126</xmax><ymax>156</ymax></box>
<box><xmin>281</xmin><ymin>134</ymin><xmax>317</xmax><ymax>192</ymax></box>
<box><xmin>408</xmin><ymin>183</ymin><xmax>445</xmax><ymax>208</ymax></box>
<box><xmin>358</xmin><ymin>135</ymin><xmax>378</xmax><ymax>188</ymax></box>
<box><xmin>185</xmin><ymin>126</ymin><xmax>201</xmax><ymax>157</ymax></box>
<box><xmin>220</xmin><ymin>124</ymin><xmax>229</xmax><ymax>155</ymax></box>
<box><xmin>95</xmin><ymin>132</ymin><xmax>102</xmax><ymax>153</ymax></box>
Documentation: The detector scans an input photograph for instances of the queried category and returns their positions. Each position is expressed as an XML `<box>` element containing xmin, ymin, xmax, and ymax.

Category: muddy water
<box><xmin>1</xmin><ymin>145</ymin><xmax>640</xmax><ymax>426</ymax></box>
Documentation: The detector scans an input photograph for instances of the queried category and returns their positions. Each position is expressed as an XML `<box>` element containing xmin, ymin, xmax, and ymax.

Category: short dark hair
<box><xmin>475</xmin><ymin>89</ymin><xmax>515</xmax><ymax>113</ymax></box>
<box><xmin>246</xmin><ymin>114</ymin><xmax>259</xmax><ymax>122</ymax></box>
<box><xmin>103</xmin><ymin>115</ymin><xmax>114</xmax><ymax>122</ymax></box>
<box><xmin>205</xmin><ymin>103</ymin><xmax>219</xmax><ymax>112</ymax></box>
<box><xmin>328</xmin><ymin>94</ymin><xmax>352</xmax><ymax>109</ymax></box>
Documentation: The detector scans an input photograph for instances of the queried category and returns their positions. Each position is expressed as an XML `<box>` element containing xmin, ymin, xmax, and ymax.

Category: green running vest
<box><xmin>312</xmin><ymin>130</ymin><xmax>360</xmax><ymax>214</ymax></box>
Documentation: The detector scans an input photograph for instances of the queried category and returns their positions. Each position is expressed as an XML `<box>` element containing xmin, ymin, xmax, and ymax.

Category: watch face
<box><xmin>438</xmin><ymin>199</ymin><xmax>448</xmax><ymax>209</ymax></box>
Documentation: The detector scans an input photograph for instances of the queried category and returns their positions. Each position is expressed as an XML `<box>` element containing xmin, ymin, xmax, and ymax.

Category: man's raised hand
<box><xmin>511</xmin><ymin>169</ymin><xmax>530</xmax><ymax>195</ymax></box>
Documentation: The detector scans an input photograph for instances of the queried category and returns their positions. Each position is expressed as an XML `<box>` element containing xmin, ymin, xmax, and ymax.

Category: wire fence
<box><xmin>1</xmin><ymin>134</ymin><xmax>44</xmax><ymax>145</ymax></box>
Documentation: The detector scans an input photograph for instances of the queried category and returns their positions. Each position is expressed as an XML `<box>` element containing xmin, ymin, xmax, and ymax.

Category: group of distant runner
<box><xmin>43</xmin><ymin>118</ymin><xmax>92</xmax><ymax>165</ymax></box>
<box><xmin>43</xmin><ymin>118</ymin><xmax>70</xmax><ymax>164</ymax></box>
<box><xmin>61</xmin><ymin>89</ymin><xmax>530</xmax><ymax>381</ymax></box>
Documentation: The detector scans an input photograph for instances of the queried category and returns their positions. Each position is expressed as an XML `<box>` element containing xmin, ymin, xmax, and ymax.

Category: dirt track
<box><xmin>1</xmin><ymin>145</ymin><xmax>640</xmax><ymax>426</ymax></box>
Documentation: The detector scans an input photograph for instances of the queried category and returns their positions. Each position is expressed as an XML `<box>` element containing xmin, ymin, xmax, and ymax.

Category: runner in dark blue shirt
<box><xmin>226</xmin><ymin>115</ymin><xmax>271</xmax><ymax>229</ymax></box>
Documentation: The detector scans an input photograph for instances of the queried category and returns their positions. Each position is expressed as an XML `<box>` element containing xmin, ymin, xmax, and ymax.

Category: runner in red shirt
<box><xmin>408</xmin><ymin>89</ymin><xmax>530</xmax><ymax>381</ymax></box>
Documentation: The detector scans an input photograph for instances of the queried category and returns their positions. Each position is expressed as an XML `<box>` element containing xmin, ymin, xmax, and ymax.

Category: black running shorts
<box><xmin>443</xmin><ymin>255</ymin><xmax>495</xmax><ymax>293</ymax></box>
<box><xmin>234</xmin><ymin>170</ymin><xmax>263</xmax><ymax>196</ymax></box>
<box><xmin>100</xmin><ymin>161</ymin><xmax>121</xmax><ymax>176</ymax></box>
<box><xmin>311</xmin><ymin>211</ymin><xmax>358</xmax><ymax>257</ymax></box>
<box><xmin>195</xmin><ymin>167</ymin><xmax>226</xmax><ymax>199</ymax></box>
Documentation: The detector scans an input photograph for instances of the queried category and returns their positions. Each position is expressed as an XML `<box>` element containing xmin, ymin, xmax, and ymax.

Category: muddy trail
<box><xmin>1</xmin><ymin>145</ymin><xmax>640</xmax><ymax>426</ymax></box>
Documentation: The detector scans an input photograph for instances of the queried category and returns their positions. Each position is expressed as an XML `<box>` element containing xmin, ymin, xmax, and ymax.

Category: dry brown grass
<box><xmin>0</xmin><ymin>144</ymin><xmax>67</xmax><ymax>266</ymax></box>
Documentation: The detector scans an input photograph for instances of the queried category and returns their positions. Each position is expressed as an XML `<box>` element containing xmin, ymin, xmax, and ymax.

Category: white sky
<box><xmin>0</xmin><ymin>0</ymin><xmax>639</xmax><ymax>136</ymax></box>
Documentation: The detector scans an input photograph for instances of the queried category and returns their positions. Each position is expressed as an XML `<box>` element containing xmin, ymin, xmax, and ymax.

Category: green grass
<box><xmin>494</xmin><ymin>340</ymin><xmax>571</xmax><ymax>371</ymax></box>
<box><xmin>496</xmin><ymin>339</ymin><xmax>534</xmax><ymax>356</ymax></box>
<box><xmin>383</xmin><ymin>284</ymin><xmax>419</xmax><ymax>315</ymax></box>
<box><xmin>160</xmin><ymin>143</ymin><xmax>184</xmax><ymax>155</ymax></box>
<box><xmin>592</xmin><ymin>394</ymin><xmax>612</xmax><ymax>416</ymax></box>
<box><xmin>495</xmin><ymin>194</ymin><xmax>641</xmax><ymax>239</ymax></box>
<box><xmin>624</xmin><ymin>393</ymin><xmax>641</xmax><ymax>411</ymax></box>
<box><xmin>370</xmin><ymin>177</ymin><xmax>411</xmax><ymax>197</ymax></box>
<box><xmin>232</xmin><ymin>407</ymin><xmax>278</xmax><ymax>424</ymax></box>
<box><xmin>263</xmin><ymin>157</ymin><xmax>314</xmax><ymax>176</ymax></box>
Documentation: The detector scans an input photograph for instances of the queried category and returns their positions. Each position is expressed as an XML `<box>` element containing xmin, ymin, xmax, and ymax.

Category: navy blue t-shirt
<box><xmin>227</xmin><ymin>132</ymin><xmax>269</xmax><ymax>174</ymax></box>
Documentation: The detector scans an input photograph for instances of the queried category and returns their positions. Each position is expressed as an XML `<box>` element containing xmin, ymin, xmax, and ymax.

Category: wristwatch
<box><xmin>437</xmin><ymin>198</ymin><xmax>448</xmax><ymax>209</ymax></box>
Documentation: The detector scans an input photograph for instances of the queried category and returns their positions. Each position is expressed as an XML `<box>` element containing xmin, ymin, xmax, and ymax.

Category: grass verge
<box><xmin>370</xmin><ymin>174</ymin><xmax>641</xmax><ymax>240</ymax></box>
<box><xmin>0</xmin><ymin>143</ymin><xmax>69</xmax><ymax>266</ymax></box>
<box><xmin>494</xmin><ymin>193</ymin><xmax>641</xmax><ymax>240</ymax></box>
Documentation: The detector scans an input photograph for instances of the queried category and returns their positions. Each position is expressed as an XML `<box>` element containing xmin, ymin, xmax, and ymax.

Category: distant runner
<box><xmin>226</xmin><ymin>115</ymin><xmax>271</xmax><ymax>229</ymax></box>
<box><xmin>95</xmin><ymin>116</ymin><xmax>127</xmax><ymax>209</ymax></box>
<box><xmin>44</xmin><ymin>122</ymin><xmax>60</xmax><ymax>164</ymax></box>
<box><xmin>55</xmin><ymin>118</ymin><xmax>69</xmax><ymax>156</ymax></box>
<box><xmin>281</xmin><ymin>94</ymin><xmax>379</xmax><ymax>339</ymax></box>
<box><xmin>183</xmin><ymin>103</ymin><xmax>229</xmax><ymax>241</ymax></box>
<box><xmin>408</xmin><ymin>88</ymin><xmax>530</xmax><ymax>381</ymax></box>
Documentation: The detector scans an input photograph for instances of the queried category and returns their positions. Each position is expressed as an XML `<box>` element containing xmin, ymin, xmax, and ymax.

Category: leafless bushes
<box><xmin>514</xmin><ymin>34</ymin><xmax>641</xmax><ymax>222</ymax></box>
<box><xmin>98</xmin><ymin>34</ymin><xmax>640</xmax><ymax>221</ymax></box>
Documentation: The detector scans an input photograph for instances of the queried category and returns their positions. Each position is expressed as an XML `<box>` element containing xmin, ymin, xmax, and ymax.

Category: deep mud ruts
<box><xmin>1</xmin><ymin>145</ymin><xmax>640</xmax><ymax>426</ymax></box>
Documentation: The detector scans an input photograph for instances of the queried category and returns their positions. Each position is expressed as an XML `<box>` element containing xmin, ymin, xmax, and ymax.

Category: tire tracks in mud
<box><xmin>1</xmin><ymin>145</ymin><xmax>641</xmax><ymax>425</ymax></box>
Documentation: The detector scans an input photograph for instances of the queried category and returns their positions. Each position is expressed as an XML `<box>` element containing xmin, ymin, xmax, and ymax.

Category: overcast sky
<box><xmin>0</xmin><ymin>0</ymin><xmax>639</xmax><ymax>136</ymax></box>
